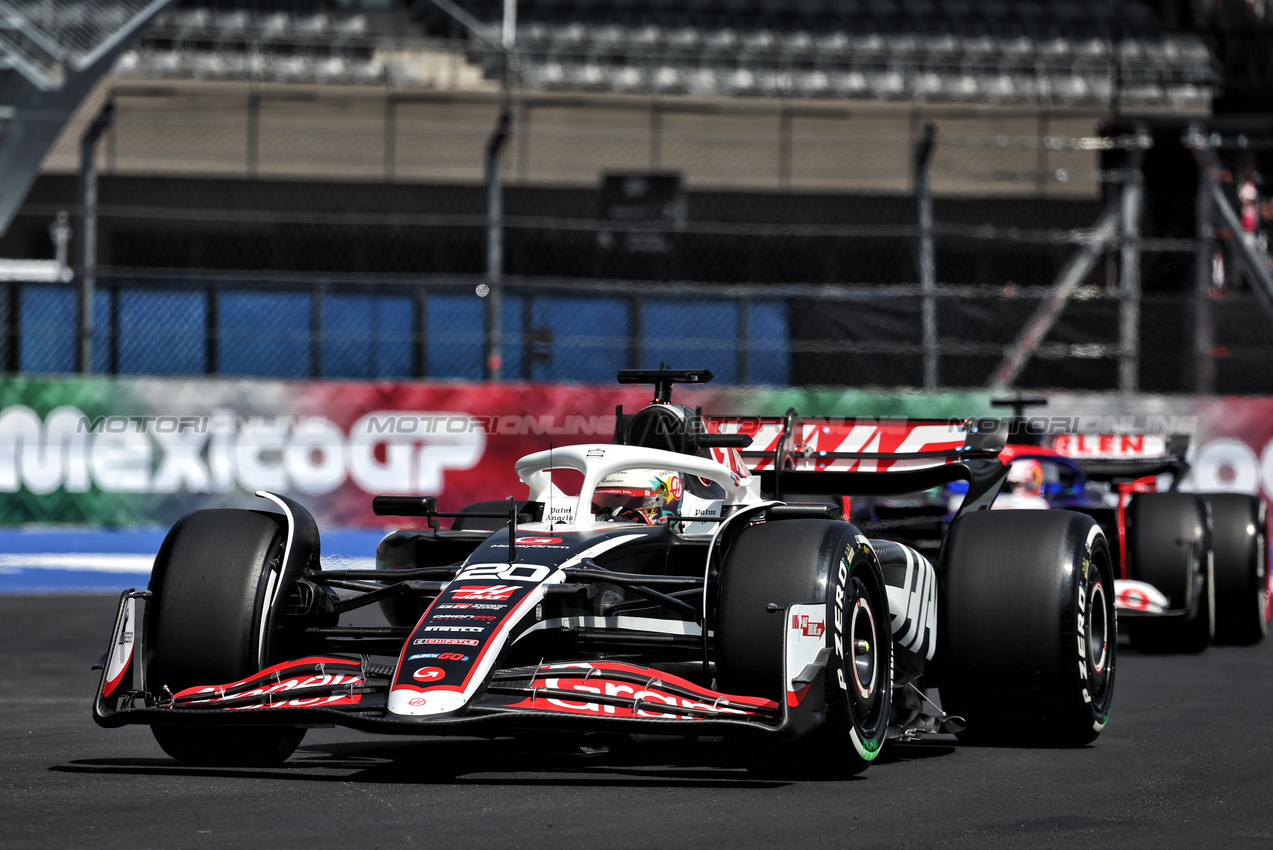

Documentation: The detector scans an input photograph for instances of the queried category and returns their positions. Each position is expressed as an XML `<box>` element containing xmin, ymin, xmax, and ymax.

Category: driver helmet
<box><xmin>1007</xmin><ymin>458</ymin><xmax>1044</xmax><ymax>494</ymax></box>
<box><xmin>594</xmin><ymin>469</ymin><xmax>684</xmax><ymax>525</ymax></box>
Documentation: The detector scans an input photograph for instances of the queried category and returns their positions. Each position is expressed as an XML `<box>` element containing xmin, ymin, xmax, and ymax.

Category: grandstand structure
<box><xmin>120</xmin><ymin>0</ymin><xmax>1214</xmax><ymax>108</ymax></box>
<box><xmin>472</xmin><ymin>0</ymin><xmax>1212</xmax><ymax>107</ymax></box>
<box><xmin>0</xmin><ymin>0</ymin><xmax>172</xmax><ymax>232</ymax></box>
<box><xmin>4</xmin><ymin>0</ymin><xmax>1273</xmax><ymax>393</ymax></box>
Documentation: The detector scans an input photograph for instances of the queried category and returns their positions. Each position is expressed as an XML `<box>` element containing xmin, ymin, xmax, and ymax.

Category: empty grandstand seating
<box><xmin>453</xmin><ymin>0</ymin><xmax>1216</xmax><ymax>105</ymax></box>
<box><xmin>123</xmin><ymin>0</ymin><xmax>1216</xmax><ymax>108</ymax></box>
<box><xmin>119</xmin><ymin>4</ymin><xmax>387</xmax><ymax>85</ymax></box>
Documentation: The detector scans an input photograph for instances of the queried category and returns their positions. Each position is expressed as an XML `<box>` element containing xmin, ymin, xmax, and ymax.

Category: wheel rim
<box><xmin>846</xmin><ymin>575</ymin><xmax>885</xmax><ymax>730</ymax></box>
<box><xmin>1088</xmin><ymin>578</ymin><xmax>1109</xmax><ymax>676</ymax></box>
<box><xmin>850</xmin><ymin>592</ymin><xmax>877</xmax><ymax>700</ymax></box>
<box><xmin>1258</xmin><ymin>538</ymin><xmax>1269</xmax><ymax>631</ymax></box>
<box><xmin>1256</xmin><ymin>507</ymin><xmax>1269</xmax><ymax>631</ymax></box>
<box><xmin>1086</xmin><ymin>576</ymin><xmax>1111</xmax><ymax>703</ymax></box>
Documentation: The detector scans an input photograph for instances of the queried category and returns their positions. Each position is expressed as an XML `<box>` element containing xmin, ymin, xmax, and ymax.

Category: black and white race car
<box><xmin>95</xmin><ymin>369</ymin><xmax>1116</xmax><ymax>774</ymax></box>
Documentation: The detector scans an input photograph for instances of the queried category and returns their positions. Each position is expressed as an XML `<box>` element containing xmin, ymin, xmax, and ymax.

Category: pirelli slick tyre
<box><xmin>146</xmin><ymin>509</ymin><xmax>308</xmax><ymax>766</ymax></box>
<box><xmin>939</xmin><ymin>510</ymin><xmax>1115</xmax><ymax>747</ymax></box>
<box><xmin>1125</xmin><ymin>493</ymin><xmax>1213</xmax><ymax>655</ymax></box>
<box><xmin>716</xmin><ymin>519</ymin><xmax>891</xmax><ymax>775</ymax></box>
<box><xmin>1204</xmin><ymin>493</ymin><xmax>1269</xmax><ymax>646</ymax></box>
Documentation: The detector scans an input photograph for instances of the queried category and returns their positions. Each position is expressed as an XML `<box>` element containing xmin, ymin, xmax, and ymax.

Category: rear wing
<box><xmin>702</xmin><ymin>411</ymin><xmax>1009</xmax><ymax>513</ymax></box>
<box><xmin>1051</xmin><ymin>433</ymin><xmax>1191</xmax><ymax>483</ymax></box>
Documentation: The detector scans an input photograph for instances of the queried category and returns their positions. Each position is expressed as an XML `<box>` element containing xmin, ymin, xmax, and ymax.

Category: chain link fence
<box><xmin>5</xmin><ymin>75</ymin><xmax>1273</xmax><ymax>391</ymax></box>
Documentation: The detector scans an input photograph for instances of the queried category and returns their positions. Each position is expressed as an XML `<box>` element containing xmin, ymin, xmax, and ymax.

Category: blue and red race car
<box><xmin>991</xmin><ymin>434</ymin><xmax>1269</xmax><ymax>652</ymax></box>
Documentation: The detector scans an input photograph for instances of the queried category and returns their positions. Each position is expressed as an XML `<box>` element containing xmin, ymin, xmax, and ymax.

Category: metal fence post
<box><xmin>77</xmin><ymin>100</ymin><xmax>114</xmax><ymax>375</ymax></box>
<box><xmin>914</xmin><ymin>122</ymin><xmax>938</xmax><ymax>390</ymax></box>
<box><xmin>484</xmin><ymin>104</ymin><xmax>512</xmax><ymax>381</ymax></box>
<box><xmin>424</xmin><ymin>0</ymin><xmax>519</xmax><ymax>381</ymax></box>
<box><xmin>1188</xmin><ymin>124</ymin><xmax>1216</xmax><ymax>393</ymax></box>
<box><xmin>1118</xmin><ymin>129</ymin><xmax>1147</xmax><ymax>394</ymax></box>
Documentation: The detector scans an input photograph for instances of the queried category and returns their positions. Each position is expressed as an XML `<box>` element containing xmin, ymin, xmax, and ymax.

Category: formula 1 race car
<box><xmin>94</xmin><ymin>368</ymin><xmax>1116</xmax><ymax>773</ymax></box>
<box><xmin>993</xmin><ymin>434</ymin><xmax>1269</xmax><ymax>653</ymax></box>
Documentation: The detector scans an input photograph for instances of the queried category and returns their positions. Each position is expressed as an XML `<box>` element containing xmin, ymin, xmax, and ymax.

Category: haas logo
<box><xmin>453</xmin><ymin>585</ymin><xmax>518</xmax><ymax>601</ymax></box>
<box><xmin>412</xmin><ymin>667</ymin><xmax>446</xmax><ymax>682</ymax></box>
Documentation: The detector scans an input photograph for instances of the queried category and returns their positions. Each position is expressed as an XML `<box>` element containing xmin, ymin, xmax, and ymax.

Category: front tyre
<box><xmin>715</xmin><ymin>520</ymin><xmax>890</xmax><ymax>775</ymax></box>
<box><xmin>940</xmin><ymin>510</ymin><xmax>1115</xmax><ymax>747</ymax></box>
<box><xmin>150</xmin><ymin>724</ymin><xmax>306</xmax><ymax>768</ymax></box>
<box><xmin>826</xmin><ymin>537</ymin><xmax>892</xmax><ymax>768</ymax></box>
<box><xmin>146</xmin><ymin>508</ymin><xmax>311</xmax><ymax>766</ymax></box>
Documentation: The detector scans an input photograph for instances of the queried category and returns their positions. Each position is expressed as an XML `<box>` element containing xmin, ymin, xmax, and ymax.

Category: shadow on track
<box><xmin>53</xmin><ymin>734</ymin><xmax>959</xmax><ymax>786</ymax></box>
<box><xmin>51</xmin><ymin>737</ymin><xmax>781</xmax><ymax>787</ymax></box>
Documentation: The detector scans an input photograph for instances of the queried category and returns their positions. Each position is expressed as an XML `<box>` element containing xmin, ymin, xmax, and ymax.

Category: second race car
<box><xmin>993</xmin><ymin>433</ymin><xmax>1269</xmax><ymax>652</ymax></box>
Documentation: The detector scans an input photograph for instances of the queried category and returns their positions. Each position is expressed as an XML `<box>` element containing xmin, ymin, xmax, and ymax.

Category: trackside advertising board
<box><xmin>0</xmin><ymin>377</ymin><xmax>1269</xmax><ymax>527</ymax></box>
<box><xmin>0</xmin><ymin>378</ymin><xmax>657</xmax><ymax>527</ymax></box>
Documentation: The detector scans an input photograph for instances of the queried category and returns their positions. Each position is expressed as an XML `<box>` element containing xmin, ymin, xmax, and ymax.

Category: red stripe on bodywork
<box><xmin>787</xmin><ymin>684</ymin><xmax>810</xmax><ymax>707</ymax></box>
<box><xmin>502</xmin><ymin>661</ymin><xmax>778</xmax><ymax>718</ymax></box>
<box><xmin>101</xmin><ymin>647</ymin><xmax>131</xmax><ymax>698</ymax></box>
<box><xmin>170</xmin><ymin>656</ymin><xmax>363</xmax><ymax>699</ymax></box>
<box><xmin>1116</xmin><ymin>476</ymin><xmax>1158</xmax><ymax>580</ymax></box>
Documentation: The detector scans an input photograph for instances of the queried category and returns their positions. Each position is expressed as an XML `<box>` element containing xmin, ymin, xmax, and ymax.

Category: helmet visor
<box><xmin>594</xmin><ymin>487</ymin><xmax>663</xmax><ymax>517</ymax></box>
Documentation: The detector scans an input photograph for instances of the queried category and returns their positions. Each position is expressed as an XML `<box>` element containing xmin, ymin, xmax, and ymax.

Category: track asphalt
<box><xmin>3</xmin><ymin>594</ymin><xmax>1271</xmax><ymax>848</ymax></box>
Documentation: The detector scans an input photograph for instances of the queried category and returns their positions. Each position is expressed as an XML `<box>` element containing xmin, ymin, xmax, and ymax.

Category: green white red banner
<box><xmin>0</xmin><ymin>376</ymin><xmax>1269</xmax><ymax>528</ymax></box>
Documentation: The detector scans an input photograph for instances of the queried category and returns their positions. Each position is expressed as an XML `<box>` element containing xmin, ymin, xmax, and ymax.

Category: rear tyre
<box><xmin>940</xmin><ymin>510</ymin><xmax>1115</xmax><ymax>747</ymax></box>
<box><xmin>716</xmin><ymin>519</ymin><xmax>891</xmax><ymax>776</ymax></box>
<box><xmin>146</xmin><ymin>509</ymin><xmax>309</xmax><ymax>766</ymax></box>
<box><xmin>1125</xmin><ymin>493</ymin><xmax>1212</xmax><ymax>654</ymax></box>
<box><xmin>1204</xmin><ymin>493</ymin><xmax>1269</xmax><ymax>646</ymax></box>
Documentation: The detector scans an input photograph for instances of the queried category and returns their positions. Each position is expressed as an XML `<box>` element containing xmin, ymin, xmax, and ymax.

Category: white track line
<box><xmin>0</xmin><ymin>554</ymin><xmax>377</xmax><ymax>573</ymax></box>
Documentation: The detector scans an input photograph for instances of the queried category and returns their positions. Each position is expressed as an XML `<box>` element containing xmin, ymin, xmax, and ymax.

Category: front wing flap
<box><xmin>94</xmin><ymin>592</ymin><xmax>829</xmax><ymax>741</ymax></box>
